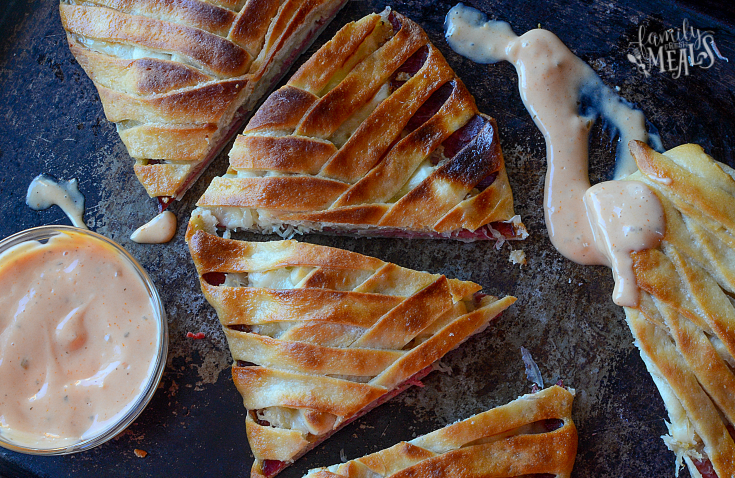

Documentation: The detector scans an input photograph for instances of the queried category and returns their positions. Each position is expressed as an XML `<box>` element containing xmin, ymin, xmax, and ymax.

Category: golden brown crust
<box><xmin>61</xmin><ymin>4</ymin><xmax>251</xmax><ymax>77</ymax></box>
<box><xmin>625</xmin><ymin>141</ymin><xmax>735</xmax><ymax>478</ymax></box>
<box><xmin>185</xmin><ymin>217</ymin><xmax>515</xmax><ymax>476</ymax></box>
<box><xmin>87</xmin><ymin>0</ymin><xmax>238</xmax><ymax>36</ymax></box>
<box><xmin>119</xmin><ymin>123</ymin><xmax>217</xmax><ymax>161</ymax></box>
<box><xmin>61</xmin><ymin>0</ymin><xmax>347</xmax><ymax>198</ymax></box>
<box><xmin>205</xmin><ymin>285</ymin><xmax>404</xmax><ymax>328</ymax></box>
<box><xmin>318</xmin><ymin>47</ymin><xmax>455</xmax><ymax>183</ymax></box>
<box><xmin>244</xmin><ymin>85</ymin><xmax>319</xmax><ymax>134</ymax></box>
<box><xmin>229</xmin><ymin>0</ymin><xmax>283</xmax><ymax>54</ymax></box>
<box><xmin>96</xmin><ymin>80</ymin><xmax>247</xmax><ymax>124</ymax></box>
<box><xmin>230</xmin><ymin>135</ymin><xmax>337</xmax><ymax>175</ymax></box>
<box><xmin>294</xmin><ymin>15</ymin><xmax>427</xmax><ymax>141</ymax></box>
<box><xmin>304</xmin><ymin>386</ymin><xmax>577</xmax><ymax>478</ymax></box>
<box><xmin>69</xmin><ymin>38</ymin><xmax>214</xmax><ymax>95</ymax></box>
<box><xmin>378</xmin><ymin>115</ymin><xmax>502</xmax><ymax>229</ymax></box>
<box><xmin>331</xmin><ymin>82</ymin><xmax>476</xmax><ymax>208</ymax></box>
<box><xmin>133</xmin><ymin>162</ymin><xmax>191</xmax><ymax>197</ymax></box>
<box><xmin>288</xmin><ymin>13</ymin><xmax>385</xmax><ymax>95</ymax></box>
<box><xmin>196</xmin><ymin>11</ymin><xmax>522</xmax><ymax>238</ymax></box>
<box><xmin>197</xmin><ymin>176</ymin><xmax>349</xmax><ymax>210</ymax></box>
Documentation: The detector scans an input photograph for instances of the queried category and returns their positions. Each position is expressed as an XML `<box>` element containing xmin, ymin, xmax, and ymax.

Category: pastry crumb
<box><xmin>134</xmin><ymin>448</ymin><xmax>148</xmax><ymax>458</ymax></box>
<box><xmin>509</xmin><ymin>249</ymin><xmax>526</xmax><ymax>266</ymax></box>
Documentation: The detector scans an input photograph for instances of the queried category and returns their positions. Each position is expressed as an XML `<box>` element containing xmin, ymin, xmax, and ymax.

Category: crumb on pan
<box><xmin>134</xmin><ymin>449</ymin><xmax>148</xmax><ymax>458</ymax></box>
<box><xmin>509</xmin><ymin>249</ymin><xmax>527</xmax><ymax>266</ymax></box>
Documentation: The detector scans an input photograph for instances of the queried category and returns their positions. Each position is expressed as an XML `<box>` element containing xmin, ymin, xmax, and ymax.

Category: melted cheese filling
<box><xmin>329</xmin><ymin>82</ymin><xmax>391</xmax><ymax>147</ymax></box>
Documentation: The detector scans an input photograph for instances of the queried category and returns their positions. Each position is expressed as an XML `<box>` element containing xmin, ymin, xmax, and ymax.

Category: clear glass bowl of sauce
<box><xmin>0</xmin><ymin>226</ymin><xmax>168</xmax><ymax>454</ymax></box>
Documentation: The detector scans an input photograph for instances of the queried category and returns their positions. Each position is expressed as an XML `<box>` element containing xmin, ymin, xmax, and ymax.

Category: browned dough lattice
<box><xmin>194</xmin><ymin>10</ymin><xmax>526</xmax><ymax>242</ymax></box>
<box><xmin>186</xmin><ymin>214</ymin><xmax>516</xmax><ymax>477</ymax></box>
<box><xmin>60</xmin><ymin>0</ymin><xmax>347</xmax><ymax>202</ymax></box>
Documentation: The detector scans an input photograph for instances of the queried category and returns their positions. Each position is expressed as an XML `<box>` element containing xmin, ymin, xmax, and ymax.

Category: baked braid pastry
<box><xmin>186</xmin><ymin>211</ymin><xmax>516</xmax><ymax>477</ymax></box>
<box><xmin>193</xmin><ymin>10</ymin><xmax>526</xmax><ymax>242</ymax></box>
<box><xmin>624</xmin><ymin>141</ymin><xmax>735</xmax><ymax>478</ymax></box>
<box><xmin>303</xmin><ymin>385</ymin><xmax>577</xmax><ymax>478</ymax></box>
<box><xmin>59</xmin><ymin>0</ymin><xmax>347</xmax><ymax>205</ymax></box>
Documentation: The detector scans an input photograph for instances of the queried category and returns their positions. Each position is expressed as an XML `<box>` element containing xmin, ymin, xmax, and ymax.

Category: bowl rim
<box><xmin>0</xmin><ymin>225</ymin><xmax>168</xmax><ymax>455</ymax></box>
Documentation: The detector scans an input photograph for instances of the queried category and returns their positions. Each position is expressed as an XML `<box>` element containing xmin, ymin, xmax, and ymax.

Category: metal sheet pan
<box><xmin>0</xmin><ymin>0</ymin><xmax>733</xmax><ymax>476</ymax></box>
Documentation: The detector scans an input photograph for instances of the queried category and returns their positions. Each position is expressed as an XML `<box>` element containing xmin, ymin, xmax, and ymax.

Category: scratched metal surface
<box><xmin>0</xmin><ymin>0</ymin><xmax>733</xmax><ymax>477</ymax></box>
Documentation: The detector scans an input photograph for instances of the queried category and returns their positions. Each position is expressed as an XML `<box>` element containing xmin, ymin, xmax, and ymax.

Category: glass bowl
<box><xmin>0</xmin><ymin>226</ymin><xmax>168</xmax><ymax>455</ymax></box>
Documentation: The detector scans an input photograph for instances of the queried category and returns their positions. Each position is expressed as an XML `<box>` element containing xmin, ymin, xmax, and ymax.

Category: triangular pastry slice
<box><xmin>186</xmin><ymin>211</ymin><xmax>517</xmax><ymax>477</ymax></box>
<box><xmin>623</xmin><ymin>142</ymin><xmax>735</xmax><ymax>478</ymax></box>
<box><xmin>60</xmin><ymin>0</ymin><xmax>347</xmax><ymax>205</ymax></box>
<box><xmin>304</xmin><ymin>385</ymin><xmax>577</xmax><ymax>478</ymax></box>
<box><xmin>193</xmin><ymin>10</ymin><xmax>526</xmax><ymax>242</ymax></box>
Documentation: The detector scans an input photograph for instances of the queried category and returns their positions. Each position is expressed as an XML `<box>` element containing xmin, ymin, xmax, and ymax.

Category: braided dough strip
<box><xmin>304</xmin><ymin>386</ymin><xmax>577</xmax><ymax>478</ymax></box>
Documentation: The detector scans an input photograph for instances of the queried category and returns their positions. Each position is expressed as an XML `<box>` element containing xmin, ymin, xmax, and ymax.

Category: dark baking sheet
<box><xmin>1</xmin><ymin>0</ymin><xmax>734</xmax><ymax>476</ymax></box>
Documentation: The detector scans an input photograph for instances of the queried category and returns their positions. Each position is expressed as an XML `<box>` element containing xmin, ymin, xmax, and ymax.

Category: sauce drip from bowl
<box><xmin>445</xmin><ymin>4</ymin><xmax>665</xmax><ymax>306</ymax></box>
<box><xmin>26</xmin><ymin>174</ymin><xmax>87</xmax><ymax>229</ymax></box>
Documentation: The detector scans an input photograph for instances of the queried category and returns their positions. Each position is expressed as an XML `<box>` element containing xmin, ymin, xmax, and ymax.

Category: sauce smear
<box><xmin>0</xmin><ymin>230</ymin><xmax>159</xmax><ymax>447</ymax></box>
<box><xmin>130</xmin><ymin>211</ymin><xmax>177</xmax><ymax>244</ymax></box>
<box><xmin>445</xmin><ymin>4</ymin><xmax>665</xmax><ymax>306</ymax></box>
<box><xmin>26</xmin><ymin>174</ymin><xmax>87</xmax><ymax>229</ymax></box>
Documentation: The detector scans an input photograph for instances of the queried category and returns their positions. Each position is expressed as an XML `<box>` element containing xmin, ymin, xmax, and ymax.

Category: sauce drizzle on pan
<box><xmin>26</xmin><ymin>174</ymin><xmax>87</xmax><ymax>229</ymax></box>
<box><xmin>445</xmin><ymin>4</ymin><xmax>665</xmax><ymax>306</ymax></box>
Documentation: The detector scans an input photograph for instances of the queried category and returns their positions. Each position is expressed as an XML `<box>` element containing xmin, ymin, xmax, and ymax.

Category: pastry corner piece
<box><xmin>625</xmin><ymin>141</ymin><xmax>735</xmax><ymax>478</ymax></box>
<box><xmin>304</xmin><ymin>385</ymin><xmax>577</xmax><ymax>478</ymax></box>
<box><xmin>59</xmin><ymin>0</ymin><xmax>347</xmax><ymax>205</ymax></box>
<box><xmin>186</xmin><ymin>212</ymin><xmax>516</xmax><ymax>477</ymax></box>
<box><xmin>193</xmin><ymin>9</ymin><xmax>527</xmax><ymax>243</ymax></box>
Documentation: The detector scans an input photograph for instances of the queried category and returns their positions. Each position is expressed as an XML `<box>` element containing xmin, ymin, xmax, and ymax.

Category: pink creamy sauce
<box><xmin>0</xmin><ymin>232</ymin><xmax>158</xmax><ymax>447</ymax></box>
<box><xmin>446</xmin><ymin>4</ymin><xmax>665</xmax><ymax>306</ymax></box>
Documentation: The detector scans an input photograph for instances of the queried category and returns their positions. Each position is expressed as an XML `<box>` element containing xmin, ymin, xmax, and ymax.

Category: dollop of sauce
<box><xmin>446</xmin><ymin>4</ymin><xmax>666</xmax><ymax>306</ymax></box>
<box><xmin>26</xmin><ymin>174</ymin><xmax>87</xmax><ymax>229</ymax></box>
<box><xmin>0</xmin><ymin>231</ymin><xmax>160</xmax><ymax>448</ymax></box>
<box><xmin>130</xmin><ymin>211</ymin><xmax>177</xmax><ymax>244</ymax></box>
<box><xmin>584</xmin><ymin>181</ymin><xmax>664</xmax><ymax>305</ymax></box>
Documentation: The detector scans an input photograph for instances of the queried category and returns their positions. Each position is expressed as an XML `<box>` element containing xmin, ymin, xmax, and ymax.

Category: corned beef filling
<box><xmin>404</xmin><ymin>82</ymin><xmax>454</xmax><ymax>134</ymax></box>
<box><xmin>384</xmin><ymin>14</ymin><xmax>498</xmax><ymax>196</ymax></box>
<box><xmin>539</xmin><ymin>418</ymin><xmax>565</xmax><ymax>432</ymax></box>
<box><xmin>689</xmin><ymin>424</ymin><xmax>735</xmax><ymax>478</ymax></box>
<box><xmin>390</xmin><ymin>45</ymin><xmax>430</xmax><ymax>92</ymax></box>
<box><xmin>693</xmin><ymin>459</ymin><xmax>718</xmax><ymax>478</ymax></box>
<box><xmin>391</xmin><ymin>55</ymin><xmax>499</xmax><ymax>193</ymax></box>
<box><xmin>202</xmin><ymin>272</ymin><xmax>226</xmax><ymax>286</ymax></box>
<box><xmin>261</xmin><ymin>459</ymin><xmax>287</xmax><ymax>477</ymax></box>
<box><xmin>320</xmin><ymin>221</ymin><xmax>520</xmax><ymax>241</ymax></box>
